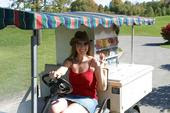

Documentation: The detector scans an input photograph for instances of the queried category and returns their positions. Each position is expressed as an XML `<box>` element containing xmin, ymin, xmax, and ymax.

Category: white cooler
<box><xmin>98</xmin><ymin>63</ymin><xmax>153</xmax><ymax>113</ymax></box>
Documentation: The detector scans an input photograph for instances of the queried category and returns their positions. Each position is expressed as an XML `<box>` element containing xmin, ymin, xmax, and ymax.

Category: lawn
<box><xmin>120</xmin><ymin>16</ymin><xmax>170</xmax><ymax>37</ymax></box>
<box><xmin>0</xmin><ymin>15</ymin><xmax>170</xmax><ymax>99</ymax></box>
<box><xmin>0</xmin><ymin>27</ymin><xmax>56</xmax><ymax>99</ymax></box>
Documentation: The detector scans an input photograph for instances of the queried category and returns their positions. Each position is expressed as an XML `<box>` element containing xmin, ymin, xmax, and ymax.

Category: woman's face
<box><xmin>76</xmin><ymin>41</ymin><xmax>89</xmax><ymax>56</ymax></box>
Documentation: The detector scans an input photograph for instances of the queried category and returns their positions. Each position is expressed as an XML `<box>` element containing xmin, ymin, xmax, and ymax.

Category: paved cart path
<box><xmin>119</xmin><ymin>36</ymin><xmax>170</xmax><ymax>113</ymax></box>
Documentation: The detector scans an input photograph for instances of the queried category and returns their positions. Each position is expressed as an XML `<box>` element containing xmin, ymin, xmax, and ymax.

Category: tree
<box><xmin>136</xmin><ymin>5</ymin><xmax>145</xmax><ymax>16</ymax></box>
<box><xmin>124</xmin><ymin>1</ymin><xmax>132</xmax><ymax>5</ymax></box>
<box><xmin>145</xmin><ymin>6</ymin><xmax>155</xmax><ymax>17</ymax></box>
<box><xmin>104</xmin><ymin>6</ymin><xmax>110</xmax><ymax>12</ymax></box>
<box><xmin>162</xmin><ymin>7</ymin><xmax>167</xmax><ymax>16</ymax></box>
<box><xmin>11</xmin><ymin>0</ymin><xmax>34</xmax><ymax>10</ymax></box>
<box><xmin>146</xmin><ymin>1</ymin><xmax>161</xmax><ymax>12</ymax></box>
<box><xmin>155</xmin><ymin>7</ymin><xmax>162</xmax><ymax>16</ymax></box>
<box><xmin>98</xmin><ymin>4</ymin><xmax>104</xmax><ymax>13</ymax></box>
<box><xmin>119</xmin><ymin>1</ymin><xmax>132</xmax><ymax>15</ymax></box>
<box><xmin>52</xmin><ymin>0</ymin><xmax>72</xmax><ymax>12</ymax></box>
<box><xmin>70</xmin><ymin>0</ymin><xmax>98</xmax><ymax>12</ymax></box>
<box><xmin>160</xmin><ymin>0</ymin><xmax>165</xmax><ymax>3</ymax></box>
<box><xmin>166</xmin><ymin>6</ymin><xmax>170</xmax><ymax>15</ymax></box>
<box><xmin>109</xmin><ymin>0</ymin><xmax>123</xmax><ymax>13</ymax></box>
<box><xmin>10</xmin><ymin>0</ymin><xmax>72</xmax><ymax>12</ymax></box>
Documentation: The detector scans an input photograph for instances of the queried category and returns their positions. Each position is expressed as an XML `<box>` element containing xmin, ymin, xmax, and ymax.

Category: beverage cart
<box><xmin>0</xmin><ymin>7</ymin><xmax>154</xmax><ymax>113</ymax></box>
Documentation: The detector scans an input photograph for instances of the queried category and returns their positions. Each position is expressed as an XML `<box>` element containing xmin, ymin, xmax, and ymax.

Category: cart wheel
<box><xmin>125</xmin><ymin>106</ymin><xmax>140</xmax><ymax>113</ymax></box>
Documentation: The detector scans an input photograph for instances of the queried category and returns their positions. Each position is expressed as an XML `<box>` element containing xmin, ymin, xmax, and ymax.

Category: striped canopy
<box><xmin>0</xmin><ymin>7</ymin><xmax>155</xmax><ymax>30</ymax></box>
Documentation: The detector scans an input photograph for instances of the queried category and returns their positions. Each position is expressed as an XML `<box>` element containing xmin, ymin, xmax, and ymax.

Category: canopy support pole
<box><xmin>131</xmin><ymin>25</ymin><xmax>134</xmax><ymax>64</ymax></box>
<box><xmin>31</xmin><ymin>30</ymin><xmax>38</xmax><ymax>113</ymax></box>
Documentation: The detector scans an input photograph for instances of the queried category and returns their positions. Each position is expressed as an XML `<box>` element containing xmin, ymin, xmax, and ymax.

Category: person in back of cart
<box><xmin>49</xmin><ymin>31</ymin><xmax>107</xmax><ymax>113</ymax></box>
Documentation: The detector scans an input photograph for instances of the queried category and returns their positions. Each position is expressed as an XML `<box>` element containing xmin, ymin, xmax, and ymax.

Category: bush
<box><xmin>161</xmin><ymin>23</ymin><xmax>170</xmax><ymax>42</ymax></box>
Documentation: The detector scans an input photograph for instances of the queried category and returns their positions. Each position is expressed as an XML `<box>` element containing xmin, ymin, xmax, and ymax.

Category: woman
<box><xmin>49</xmin><ymin>31</ymin><xmax>107</xmax><ymax>113</ymax></box>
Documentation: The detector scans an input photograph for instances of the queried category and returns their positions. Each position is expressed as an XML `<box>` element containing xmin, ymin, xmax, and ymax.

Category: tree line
<box><xmin>11</xmin><ymin>0</ymin><xmax>170</xmax><ymax>17</ymax></box>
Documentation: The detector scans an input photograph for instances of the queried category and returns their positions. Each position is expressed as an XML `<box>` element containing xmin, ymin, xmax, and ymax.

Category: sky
<box><xmin>0</xmin><ymin>0</ymin><xmax>11</xmax><ymax>7</ymax></box>
<box><xmin>0</xmin><ymin>0</ymin><xmax>160</xmax><ymax>8</ymax></box>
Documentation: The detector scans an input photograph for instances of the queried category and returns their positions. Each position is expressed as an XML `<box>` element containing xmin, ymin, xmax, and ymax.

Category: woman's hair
<box><xmin>67</xmin><ymin>31</ymin><xmax>91</xmax><ymax>61</ymax></box>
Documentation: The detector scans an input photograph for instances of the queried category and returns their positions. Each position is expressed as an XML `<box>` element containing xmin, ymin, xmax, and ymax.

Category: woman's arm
<box><xmin>49</xmin><ymin>60</ymin><xmax>72</xmax><ymax>79</ymax></box>
<box><xmin>92</xmin><ymin>58</ymin><xmax>108</xmax><ymax>91</ymax></box>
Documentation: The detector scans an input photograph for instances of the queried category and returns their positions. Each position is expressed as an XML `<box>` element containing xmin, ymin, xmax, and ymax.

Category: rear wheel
<box><xmin>125</xmin><ymin>106</ymin><xmax>140</xmax><ymax>113</ymax></box>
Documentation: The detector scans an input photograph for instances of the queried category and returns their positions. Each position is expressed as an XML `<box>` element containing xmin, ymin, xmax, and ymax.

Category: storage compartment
<box><xmin>98</xmin><ymin>64</ymin><xmax>153</xmax><ymax>113</ymax></box>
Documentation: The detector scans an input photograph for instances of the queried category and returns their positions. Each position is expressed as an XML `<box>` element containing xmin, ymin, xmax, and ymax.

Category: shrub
<box><xmin>161</xmin><ymin>23</ymin><xmax>170</xmax><ymax>42</ymax></box>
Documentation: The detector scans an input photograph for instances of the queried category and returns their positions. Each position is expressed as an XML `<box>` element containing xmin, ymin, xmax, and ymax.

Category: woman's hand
<box><xmin>99</xmin><ymin>53</ymin><xmax>106</xmax><ymax>67</ymax></box>
<box><xmin>49</xmin><ymin>66</ymin><xmax>69</xmax><ymax>79</ymax></box>
<box><xmin>93</xmin><ymin>53</ymin><xmax>106</xmax><ymax>68</ymax></box>
<box><xmin>49</xmin><ymin>71</ymin><xmax>61</xmax><ymax>79</ymax></box>
<box><xmin>93</xmin><ymin>53</ymin><xmax>108</xmax><ymax>91</ymax></box>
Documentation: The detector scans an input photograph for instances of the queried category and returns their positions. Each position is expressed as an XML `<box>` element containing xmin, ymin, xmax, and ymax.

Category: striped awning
<box><xmin>0</xmin><ymin>7</ymin><xmax>155</xmax><ymax>30</ymax></box>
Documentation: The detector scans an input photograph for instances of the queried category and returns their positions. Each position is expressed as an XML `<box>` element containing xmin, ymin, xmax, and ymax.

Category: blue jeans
<box><xmin>64</xmin><ymin>94</ymin><xmax>98</xmax><ymax>113</ymax></box>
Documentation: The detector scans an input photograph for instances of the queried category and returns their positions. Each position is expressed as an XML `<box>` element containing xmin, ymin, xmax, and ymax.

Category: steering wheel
<box><xmin>42</xmin><ymin>73</ymin><xmax>73</xmax><ymax>95</ymax></box>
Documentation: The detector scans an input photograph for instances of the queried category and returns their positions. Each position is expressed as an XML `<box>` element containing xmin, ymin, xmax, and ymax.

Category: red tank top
<box><xmin>69</xmin><ymin>68</ymin><xmax>98</xmax><ymax>99</ymax></box>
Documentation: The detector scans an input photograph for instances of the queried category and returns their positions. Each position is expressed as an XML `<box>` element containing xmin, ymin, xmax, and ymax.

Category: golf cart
<box><xmin>0</xmin><ymin>7</ymin><xmax>154</xmax><ymax>113</ymax></box>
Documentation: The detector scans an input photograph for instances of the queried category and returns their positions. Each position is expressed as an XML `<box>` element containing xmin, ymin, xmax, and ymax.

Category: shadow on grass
<box><xmin>139</xmin><ymin>85</ymin><xmax>170</xmax><ymax>111</ymax></box>
<box><xmin>160</xmin><ymin>64</ymin><xmax>170</xmax><ymax>71</ymax></box>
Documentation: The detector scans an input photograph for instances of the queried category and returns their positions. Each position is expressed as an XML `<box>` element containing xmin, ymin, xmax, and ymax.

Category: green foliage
<box><xmin>107</xmin><ymin>0</ymin><xmax>169</xmax><ymax>17</ymax></box>
<box><xmin>70</xmin><ymin>0</ymin><xmax>98</xmax><ymax>12</ymax></box>
<box><xmin>98</xmin><ymin>4</ymin><xmax>104</xmax><ymax>13</ymax></box>
<box><xmin>104</xmin><ymin>6</ymin><xmax>110</xmax><ymax>12</ymax></box>
<box><xmin>118</xmin><ymin>3</ymin><xmax>131</xmax><ymax>15</ymax></box>
<box><xmin>166</xmin><ymin>6</ymin><xmax>170</xmax><ymax>15</ymax></box>
<box><xmin>10</xmin><ymin>0</ymin><xmax>72</xmax><ymax>12</ymax></box>
<box><xmin>11</xmin><ymin>0</ymin><xmax>43</xmax><ymax>11</ymax></box>
<box><xmin>145</xmin><ymin>7</ymin><xmax>155</xmax><ymax>17</ymax></box>
<box><xmin>132</xmin><ymin>5</ymin><xmax>145</xmax><ymax>16</ymax></box>
<box><xmin>162</xmin><ymin>7</ymin><xmax>167</xmax><ymax>16</ymax></box>
<box><xmin>109</xmin><ymin>0</ymin><xmax>123</xmax><ymax>13</ymax></box>
<box><xmin>155</xmin><ymin>7</ymin><xmax>162</xmax><ymax>16</ymax></box>
<box><xmin>51</xmin><ymin>0</ymin><xmax>72</xmax><ymax>12</ymax></box>
<box><xmin>9</xmin><ymin>0</ymin><xmax>170</xmax><ymax>17</ymax></box>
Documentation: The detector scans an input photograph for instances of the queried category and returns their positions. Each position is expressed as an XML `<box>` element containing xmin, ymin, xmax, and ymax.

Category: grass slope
<box><xmin>0</xmin><ymin>27</ymin><xmax>56</xmax><ymax>99</ymax></box>
<box><xmin>120</xmin><ymin>16</ymin><xmax>170</xmax><ymax>37</ymax></box>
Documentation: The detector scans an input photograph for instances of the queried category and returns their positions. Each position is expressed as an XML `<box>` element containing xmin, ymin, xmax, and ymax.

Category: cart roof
<box><xmin>0</xmin><ymin>7</ymin><xmax>155</xmax><ymax>30</ymax></box>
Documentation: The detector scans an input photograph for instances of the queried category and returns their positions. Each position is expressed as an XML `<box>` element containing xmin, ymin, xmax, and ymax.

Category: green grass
<box><xmin>0</xmin><ymin>28</ymin><xmax>30</xmax><ymax>98</ymax></box>
<box><xmin>120</xmin><ymin>16</ymin><xmax>170</xmax><ymax>37</ymax></box>
<box><xmin>0</xmin><ymin>16</ymin><xmax>170</xmax><ymax>99</ymax></box>
<box><xmin>0</xmin><ymin>27</ymin><xmax>56</xmax><ymax>99</ymax></box>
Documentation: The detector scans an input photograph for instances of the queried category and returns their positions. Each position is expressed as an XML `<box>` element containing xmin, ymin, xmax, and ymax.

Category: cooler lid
<box><xmin>108</xmin><ymin>64</ymin><xmax>153</xmax><ymax>87</ymax></box>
